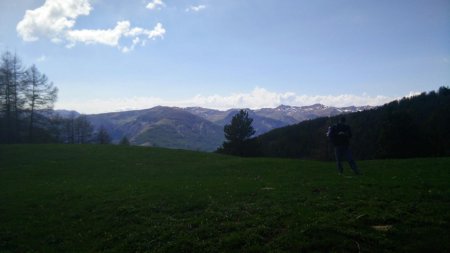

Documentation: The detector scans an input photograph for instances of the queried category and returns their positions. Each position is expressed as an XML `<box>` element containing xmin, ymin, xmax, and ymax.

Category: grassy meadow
<box><xmin>0</xmin><ymin>144</ymin><xmax>449</xmax><ymax>252</ymax></box>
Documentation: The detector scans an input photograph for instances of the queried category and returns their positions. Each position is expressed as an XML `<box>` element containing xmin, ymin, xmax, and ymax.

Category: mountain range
<box><xmin>59</xmin><ymin>104</ymin><xmax>372</xmax><ymax>151</ymax></box>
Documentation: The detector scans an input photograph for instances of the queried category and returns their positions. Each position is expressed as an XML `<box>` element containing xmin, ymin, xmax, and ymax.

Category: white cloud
<box><xmin>36</xmin><ymin>55</ymin><xmax>47</xmax><ymax>62</ymax></box>
<box><xmin>186</xmin><ymin>5</ymin><xmax>206</xmax><ymax>12</ymax></box>
<box><xmin>67</xmin><ymin>21</ymin><xmax>131</xmax><ymax>47</ymax></box>
<box><xmin>17</xmin><ymin>0</ymin><xmax>165</xmax><ymax>52</ymax></box>
<box><xmin>66</xmin><ymin>21</ymin><xmax>165</xmax><ymax>49</ymax></box>
<box><xmin>16</xmin><ymin>0</ymin><xmax>91</xmax><ymax>42</ymax></box>
<box><xmin>147</xmin><ymin>23</ymin><xmax>166</xmax><ymax>39</ymax></box>
<box><xmin>146</xmin><ymin>0</ymin><xmax>165</xmax><ymax>10</ymax></box>
<box><xmin>55</xmin><ymin>87</ymin><xmax>396</xmax><ymax>114</ymax></box>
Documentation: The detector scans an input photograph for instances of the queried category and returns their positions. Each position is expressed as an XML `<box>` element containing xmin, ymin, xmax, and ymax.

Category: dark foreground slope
<box><xmin>1</xmin><ymin>145</ymin><xmax>449</xmax><ymax>252</ymax></box>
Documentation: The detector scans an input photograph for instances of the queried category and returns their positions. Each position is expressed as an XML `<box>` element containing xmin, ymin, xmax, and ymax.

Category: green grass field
<box><xmin>1</xmin><ymin>145</ymin><xmax>449</xmax><ymax>252</ymax></box>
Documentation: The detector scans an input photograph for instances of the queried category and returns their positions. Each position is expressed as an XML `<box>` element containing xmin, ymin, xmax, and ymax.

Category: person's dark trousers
<box><xmin>335</xmin><ymin>146</ymin><xmax>360</xmax><ymax>175</ymax></box>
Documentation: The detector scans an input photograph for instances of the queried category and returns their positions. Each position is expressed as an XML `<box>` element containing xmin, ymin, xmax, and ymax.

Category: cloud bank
<box><xmin>56</xmin><ymin>87</ymin><xmax>396</xmax><ymax>114</ymax></box>
<box><xmin>16</xmin><ymin>0</ymin><xmax>165</xmax><ymax>52</ymax></box>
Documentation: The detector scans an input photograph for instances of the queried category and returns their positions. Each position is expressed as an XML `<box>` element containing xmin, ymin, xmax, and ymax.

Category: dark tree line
<box><xmin>0</xmin><ymin>51</ymin><xmax>57</xmax><ymax>143</ymax></box>
<box><xmin>254</xmin><ymin>87</ymin><xmax>450</xmax><ymax>160</ymax></box>
<box><xmin>0</xmin><ymin>51</ymin><xmax>118</xmax><ymax>145</ymax></box>
<box><xmin>49</xmin><ymin>113</ymin><xmax>115</xmax><ymax>144</ymax></box>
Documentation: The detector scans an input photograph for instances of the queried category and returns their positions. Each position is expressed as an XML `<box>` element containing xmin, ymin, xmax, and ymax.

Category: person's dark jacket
<box><xmin>330</xmin><ymin>123</ymin><xmax>352</xmax><ymax>147</ymax></box>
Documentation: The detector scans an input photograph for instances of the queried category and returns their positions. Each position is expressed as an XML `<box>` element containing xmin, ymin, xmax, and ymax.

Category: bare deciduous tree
<box><xmin>75</xmin><ymin>115</ymin><xmax>94</xmax><ymax>144</ymax></box>
<box><xmin>23</xmin><ymin>65</ymin><xmax>58</xmax><ymax>142</ymax></box>
<box><xmin>0</xmin><ymin>52</ymin><xmax>25</xmax><ymax>143</ymax></box>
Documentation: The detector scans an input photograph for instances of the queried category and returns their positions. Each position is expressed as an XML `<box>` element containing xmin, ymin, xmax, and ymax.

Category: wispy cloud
<box><xmin>66</xmin><ymin>21</ymin><xmax>165</xmax><ymax>51</ymax></box>
<box><xmin>146</xmin><ymin>0</ymin><xmax>165</xmax><ymax>10</ymax></box>
<box><xmin>55</xmin><ymin>87</ymin><xmax>396</xmax><ymax>114</ymax></box>
<box><xmin>36</xmin><ymin>55</ymin><xmax>47</xmax><ymax>62</ymax></box>
<box><xmin>186</xmin><ymin>5</ymin><xmax>206</xmax><ymax>12</ymax></box>
<box><xmin>16</xmin><ymin>0</ymin><xmax>165</xmax><ymax>52</ymax></box>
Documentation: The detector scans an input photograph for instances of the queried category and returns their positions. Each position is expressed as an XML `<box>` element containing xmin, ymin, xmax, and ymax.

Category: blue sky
<box><xmin>1</xmin><ymin>0</ymin><xmax>449</xmax><ymax>113</ymax></box>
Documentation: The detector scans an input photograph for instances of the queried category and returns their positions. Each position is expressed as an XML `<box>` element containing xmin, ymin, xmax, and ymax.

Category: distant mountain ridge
<box><xmin>185</xmin><ymin>104</ymin><xmax>373</xmax><ymax>135</ymax></box>
<box><xmin>56</xmin><ymin>104</ymin><xmax>373</xmax><ymax>151</ymax></box>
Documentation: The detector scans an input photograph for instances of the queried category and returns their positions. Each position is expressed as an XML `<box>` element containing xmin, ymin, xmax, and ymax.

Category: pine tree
<box><xmin>97</xmin><ymin>126</ymin><xmax>111</xmax><ymax>144</ymax></box>
<box><xmin>119</xmin><ymin>136</ymin><xmax>130</xmax><ymax>146</ymax></box>
<box><xmin>220</xmin><ymin>110</ymin><xmax>256</xmax><ymax>156</ymax></box>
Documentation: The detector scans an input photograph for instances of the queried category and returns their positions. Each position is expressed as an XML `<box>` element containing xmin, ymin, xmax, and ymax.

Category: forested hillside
<box><xmin>255</xmin><ymin>87</ymin><xmax>450</xmax><ymax>160</ymax></box>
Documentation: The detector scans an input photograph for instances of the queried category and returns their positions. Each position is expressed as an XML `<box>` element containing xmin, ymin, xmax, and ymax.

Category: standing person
<box><xmin>327</xmin><ymin>117</ymin><xmax>360</xmax><ymax>175</ymax></box>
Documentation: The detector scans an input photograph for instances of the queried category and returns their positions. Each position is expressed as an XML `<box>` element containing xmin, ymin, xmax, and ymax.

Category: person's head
<box><xmin>339</xmin><ymin>116</ymin><xmax>346</xmax><ymax>123</ymax></box>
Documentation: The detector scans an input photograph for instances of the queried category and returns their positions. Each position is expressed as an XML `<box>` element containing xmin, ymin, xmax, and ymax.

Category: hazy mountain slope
<box><xmin>87</xmin><ymin>107</ymin><xmax>224</xmax><ymax>151</ymax></box>
<box><xmin>129</xmin><ymin>107</ymin><xmax>224</xmax><ymax>151</ymax></box>
<box><xmin>184</xmin><ymin>107</ymin><xmax>229</xmax><ymax>122</ymax></box>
